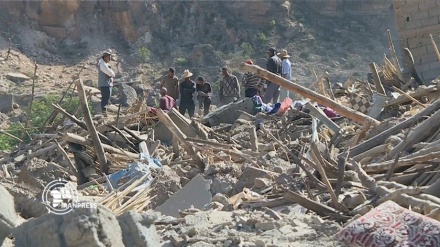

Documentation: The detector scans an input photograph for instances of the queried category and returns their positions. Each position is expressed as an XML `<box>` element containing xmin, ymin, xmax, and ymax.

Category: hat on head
<box><xmin>278</xmin><ymin>49</ymin><xmax>291</xmax><ymax>58</ymax></box>
<box><xmin>267</xmin><ymin>47</ymin><xmax>277</xmax><ymax>53</ymax></box>
<box><xmin>246</xmin><ymin>60</ymin><xmax>253</xmax><ymax>65</ymax></box>
<box><xmin>160</xmin><ymin>87</ymin><xmax>167</xmax><ymax>94</ymax></box>
<box><xmin>182</xmin><ymin>69</ymin><xmax>193</xmax><ymax>78</ymax></box>
<box><xmin>102</xmin><ymin>49</ymin><xmax>113</xmax><ymax>56</ymax></box>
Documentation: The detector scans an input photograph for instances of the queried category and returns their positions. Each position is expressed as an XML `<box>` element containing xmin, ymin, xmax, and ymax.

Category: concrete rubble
<box><xmin>2</xmin><ymin>43</ymin><xmax>440</xmax><ymax>247</ymax></box>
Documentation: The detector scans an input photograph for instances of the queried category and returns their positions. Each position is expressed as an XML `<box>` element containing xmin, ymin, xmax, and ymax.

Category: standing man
<box><xmin>160</xmin><ymin>67</ymin><xmax>179</xmax><ymax>100</ymax></box>
<box><xmin>263</xmin><ymin>47</ymin><xmax>282</xmax><ymax>104</ymax></box>
<box><xmin>98</xmin><ymin>50</ymin><xmax>115</xmax><ymax>115</ymax></box>
<box><xmin>242</xmin><ymin>60</ymin><xmax>262</xmax><ymax>98</ymax></box>
<box><xmin>159</xmin><ymin>87</ymin><xmax>175</xmax><ymax>112</ymax></box>
<box><xmin>279</xmin><ymin>49</ymin><xmax>292</xmax><ymax>99</ymax></box>
<box><xmin>219</xmin><ymin>67</ymin><xmax>240</xmax><ymax>105</ymax></box>
<box><xmin>179</xmin><ymin>69</ymin><xmax>196</xmax><ymax>118</ymax></box>
<box><xmin>196</xmin><ymin>76</ymin><xmax>212</xmax><ymax>116</ymax></box>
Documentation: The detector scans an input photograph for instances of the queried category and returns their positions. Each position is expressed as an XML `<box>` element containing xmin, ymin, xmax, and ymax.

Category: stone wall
<box><xmin>394</xmin><ymin>0</ymin><xmax>440</xmax><ymax>81</ymax></box>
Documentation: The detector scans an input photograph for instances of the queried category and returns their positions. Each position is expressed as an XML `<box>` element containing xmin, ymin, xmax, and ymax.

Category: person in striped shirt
<box><xmin>242</xmin><ymin>60</ymin><xmax>262</xmax><ymax>98</ymax></box>
<box><xmin>219</xmin><ymin>67</ymin><xmax>240</xmax><ymax>105</ymax></box>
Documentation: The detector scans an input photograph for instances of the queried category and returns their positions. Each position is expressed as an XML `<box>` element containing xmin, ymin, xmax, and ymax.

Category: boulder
<box><xmin>118</xmin><ymin>83</ymin><xmax>138</xmax><ymax>107</ymax></box>
<box><xmin>0</xmin><ymin>184</ymin><xmax>24</xmax><ymax>245</ymax></box>
<box><xmin>117</xmin><ymin>211</ymin><xmax>160</xmax><ymax>247</ymax></box>
<box><xmin>18</xmin><ymin>158</ymin><xmax>71</xmax><ymax>190</ymax></box>
<box><xmin>5</xmin><ymin>73</ymin><xmax>30</xmax><ymax>83</ymax></box>
<box><xmin>13</xmin><ymin>205</ymin><xmax>124</xmax><ymax>247</ymax></box>
<box><xmin>0</xmin><ymin>93</ymin><xmax>13</xmax><ymax>113</ymax></box>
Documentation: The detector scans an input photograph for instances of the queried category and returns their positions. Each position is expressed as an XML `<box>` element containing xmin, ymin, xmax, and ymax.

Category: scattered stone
<box><xmin>255</xmin><ymin>222</ymin><xmax>277</xmax><ymax>231</ymax></box>
<box><xmin>17</xmin><ymin>158</ymin><xmax>71</xmax><ymax>190</ymax></box>
<box><xmin>5</xmin><ymin>73</ymin><xmax>30</xmax><ymax>83</ymax></box>
<box><xmin>156</xmin><ymin>174</ymin><xmax>212</xmax><ymax>217</ymax></box>
<box><xmin>0</xmin><ymin>93</ymin><xmax>13</xmax><ymax>113</ymax></box>
<box><xmin>118</xmin><ymin>210</ymin><xmax>161</xmax><ymax>247</ymax></box>
<box><xmin>254</xmin><ymin>178</ymin><xmax>270</xmax><ymax>189</ymax></box>
<box><xmin>118</xmin><ymin>83</ymin><xmax>138</xmax><ymax>107</ymax></box>
<box><xmin>0</xmin><ymin>185</ymin><xmax>24</xmax><ymax>244</ymax></box>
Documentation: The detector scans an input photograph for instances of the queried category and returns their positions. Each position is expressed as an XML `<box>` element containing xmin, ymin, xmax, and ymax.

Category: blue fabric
<box><xmin>268</xmin><ymin>103</ymin><xmax>281</xmax><ymax>115</ymax></box>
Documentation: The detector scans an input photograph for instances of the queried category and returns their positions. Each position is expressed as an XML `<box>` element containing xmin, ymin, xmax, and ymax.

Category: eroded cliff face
<box><xmin>302</xmin><ymin>0</ymin><xmax>393</xmax><ymax>17</ymax></box>
<box><xmin>0</xmin><ymin>0</ymin><xmax>391</xmax><ymax>45</ymax></box>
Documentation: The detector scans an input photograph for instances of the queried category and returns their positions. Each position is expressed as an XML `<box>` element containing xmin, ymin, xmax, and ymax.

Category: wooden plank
<box><xmin>75</xmin><ymin>79</ymin><xmax>108</xmax><ymax>173</ymax></box>
<box><xmin>156</xmin><ymin>109</ymin><xmax>205</xmax><ymax>170</ymax></box>
<box><xmin>304</xmin><ymin>102</ymin><xmax>340</xmax><ymax>134</ymax></box>
<box><xmin>388</xmin><ymin>29</ymin><xmax>402</xmax><ymax>80</ymax></box>
<box><xmin>348</xmin><ymin>99</ymin><xmax>440</xmax><ymax>158</ymax></box>
<box><xmin>241</xmin><ymin>63</ymin><xmax>379</xmax><ymax>125</ymax></box>
<box><xmin>370</xmin><ymin>62</ymin><xmax>386</xmax><ymax>93</ymax></box>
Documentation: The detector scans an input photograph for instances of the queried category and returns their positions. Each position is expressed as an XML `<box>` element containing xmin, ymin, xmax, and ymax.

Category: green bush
<box><xmin>299</xmin><ymin>51</ymin><xmax>310</xmax><ymax>60</ymax></box>
<box><xmin>138</xmin><ymin>47</ymin><xmax>150</xmax><ymax>62</ymax></box>
<box><xmin>176</xmin><ymin>57</ymin><xmax>187</xmax><ymax>65</ymax></box>
<box><xmin>241</xmin><ymin>42</ymin><xmax>254</xmax><ymax>56</ymax></box>
<box><xmin>269</xmin><ymin>20</ymin><xmax>276</xmax><ymax>27</ymax></box>
<box><xmin>0</xmin><ymin>94</ymin><xmax>90</xmax><ymax>151</ymax></box>
<box><xmin>258</xmin><ymin>32</ymin><xmax>267</xmax><ymax>44</ymax></box>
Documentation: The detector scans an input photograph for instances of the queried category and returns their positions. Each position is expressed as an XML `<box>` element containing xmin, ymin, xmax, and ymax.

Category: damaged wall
<box><xmin>394</xmin><ymin>0</ymin><xmax>440</xmax><ymax>81</ymax></box>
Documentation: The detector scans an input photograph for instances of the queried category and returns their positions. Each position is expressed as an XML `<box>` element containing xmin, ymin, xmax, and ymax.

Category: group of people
<box><xmin>158</xmin><ymin>66</ymin><xmax>241</xmax><ymax>118</ymax></box>
<box><xmin>97</xmin><ymin>47</ymin><xmax>292</xmax><ymax>118</ymax></box>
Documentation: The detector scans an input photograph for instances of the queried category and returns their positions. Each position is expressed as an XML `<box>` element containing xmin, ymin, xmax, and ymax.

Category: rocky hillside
<box><xmin>0</xmin><ymin>0</ymin><xmax>396</xmax><ymax>90</ymax></box>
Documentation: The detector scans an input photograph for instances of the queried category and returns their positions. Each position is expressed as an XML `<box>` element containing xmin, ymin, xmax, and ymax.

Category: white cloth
<box><xmin>282</xmin><ymin>59</ymin><xmax>291</xmax><ymax>80</ymax></box>
<box><xmin>98</xmin><ymin>58</ymin><xmax>115</xmax><ymax>78</ymax></box>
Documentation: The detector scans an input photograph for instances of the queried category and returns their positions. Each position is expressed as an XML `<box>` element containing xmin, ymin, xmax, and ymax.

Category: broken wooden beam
<box><xmin>369</xmin><ymin>63</ymin><xmax>386</xmax><ymax>94</ymax></box>
<box><xmin>304</xmin><ymin>102</ymin><xmax>340</xmax><ymax>134</ymax></box>
<box><xmin>75</xmin><ymin>79</ymin><xmax>108</xmax><ymax>173</ymax></box>
<box><xmin>156</xmin><ymin>109</ymin><xmax>205</xmax><ymax>170</ymax></box>
<box><xmin>241</xmin><ymin>63</ymin><xmax>379</xmax><ymax>125</ymax></box>
<box><xmin>348</xmin><ymin>99</ymin><xmax>440</xmax><ymax>158</ymax></box>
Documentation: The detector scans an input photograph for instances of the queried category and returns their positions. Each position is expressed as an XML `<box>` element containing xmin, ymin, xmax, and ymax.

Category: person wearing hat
<box><xmin>179</xmin><ymin>69</ymin><xmax>196</xmax><ymax>118</ymax></box>
<box><xmin>219</xmin><ymin>67</ymin><xmax>240</xmax><ymax>105</ymax></box>
<box><xmin>97</xmin><ymin>50</ymin><xmax>116</xmax><ymax>115</ymax></box>
<box><xmin>278</xmin><ymin>49</ymin><xmax>292</xmax><ymax>100</ymax></box>
<box><xmin>160</xmin><ymin>67</ymin><xmax>179</xmax><ymax>100</ymax></box>
<box><xmin>196</xmin><ymin>76</ymin><xmax>212</xmax><ymax>116</ymax></box>
<box><xmin>242</xmin><ymin>60</ymin><xmax>262</xmax><ymax>98</ymax></box>
<box><xmin>263</xmin><ymin>47</ymin><xmax>282</xmax><ymax>104</ymax></box>
<box><xmin>159</xmin><ymin>87</ymin><xmax>175</xmax><ymax>112</ymax></box>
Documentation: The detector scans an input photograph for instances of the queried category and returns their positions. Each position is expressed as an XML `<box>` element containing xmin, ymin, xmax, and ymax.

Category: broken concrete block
<box><xmin>254</xmin><ymin>178</ymin><xmax>270</xmax><ymax>189</ymax></box>
<box><xmin>117</xmin><ymin>210</ymin><xmax>161</xmax><ymax>247</ymax></box>
<box><xmin>155</xmin><ymin>174</ymin><xmax>212</xmax><ymax>217</ymax></box>
<box><xmin>0</xmin><ymin>185</ymin><xmax>24</xmax><ymax>244</ymax></box>
<box><xmin>13</xmin><ymin>205</ymin><xmax>124</xmax><ymax>247</ymax></box>
<box><xmin>233</xmin><ymin>167</ymin><xmax>277</xmax><ymax>194</ymax></box>
<box><xmin>18</xmin><ymin>158</ymin><xmax>71</xmax><ymax>190</ymax></box>
<box><xmin>5</xmin><ymin>73</ymin><xmax>30</xmax><ymax>83</ymax></box>
<box><xmin>255</xmin><ymin>222</ymin><xmax>277</xmax><ymax>231</ymax></box>
<box><xmin>201</xmin><ymin>97</ymin><xmax>255</xmax><ymax>127</ymax></box>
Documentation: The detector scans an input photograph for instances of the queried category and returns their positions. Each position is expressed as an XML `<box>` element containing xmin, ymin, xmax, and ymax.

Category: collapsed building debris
<box><xmin>2</xmin><ymin>33</ymin><xmax>440</xmax><ymax>247</ymax></box>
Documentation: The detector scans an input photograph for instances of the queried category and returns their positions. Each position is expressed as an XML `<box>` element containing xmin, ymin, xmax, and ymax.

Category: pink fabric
<box><xmin>336</xmin><ymin>200</ymin><xmax>440</xmax><ymax>247</ymax></box>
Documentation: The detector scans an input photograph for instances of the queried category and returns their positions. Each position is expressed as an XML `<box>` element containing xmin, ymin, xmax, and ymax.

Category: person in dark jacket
<box><xmin>179</xmin><ymin>69</ymin><xmax>196</xmax><ymax>118</ymax></box>
<box><xmin>263</xmin><ymin>47</ymin><xmax>282</xmax><ymax>104</ymax></box>
<box><xmin>196</xmin><ymin>76</ymin><xmax>212</xmax><ymax>116</ymax></box>
<box><xmin>97</xmin><ymin>50</ymin><xmax>116</xmax><ymax>115</ymax></box>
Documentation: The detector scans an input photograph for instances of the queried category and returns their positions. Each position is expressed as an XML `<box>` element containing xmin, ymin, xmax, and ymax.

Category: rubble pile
<box><xmin>2</xmin><ymin>45</ymin><xmax>440</xmax><ymax>246</ymax></box>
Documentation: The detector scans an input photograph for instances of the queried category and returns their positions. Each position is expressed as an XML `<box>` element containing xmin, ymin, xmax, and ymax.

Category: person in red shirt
<box><xmin>159</xmin><ymin>87</ymin><xmax>175</xmax><ymax>112</ymax></box>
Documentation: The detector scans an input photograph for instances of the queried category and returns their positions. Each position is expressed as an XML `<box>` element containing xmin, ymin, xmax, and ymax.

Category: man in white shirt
<box><xmin>278</xmin><ymin>49</ymin><xmax>292</xmax><ymax>99</ymax></box>
<box><xmin>97</xmin><ymin>50</ymin><xmax>116</xmax><ymax>114</ymax></box>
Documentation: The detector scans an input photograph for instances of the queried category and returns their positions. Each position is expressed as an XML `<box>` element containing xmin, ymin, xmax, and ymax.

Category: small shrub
<box><xmin>241</xmin><ymin>42</ymin><xmax>254</xmax><ymax>56</ymax></box>
<box><xmin>270</xmin><ymin>20</ymin><xmax>276</xmax><ymax>27</ymax></box>
<box><xmin>299</xmin><ymin>51</ymin><xmax>310</xmax><ymax>60</ymax></box>
<box><xmin>258</xmin><ymin>32</ymin><xmax>267</xmax><ymax>44</ymax></box>
<box><xmin>176</xmin><ymin>57</ymin><xmax>187</xmax><ymax>65</ymax></box>
<box><xmin>138</xmin><ymin>47</ymin><xmax>150</xmax><ymax>62</ymax></box>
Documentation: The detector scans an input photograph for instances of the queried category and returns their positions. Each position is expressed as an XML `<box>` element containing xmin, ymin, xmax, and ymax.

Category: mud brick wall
<box><xmin>394</xmin><ymin>0</ymin><xmax>440</xmax><ymax>81</ymax></box>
